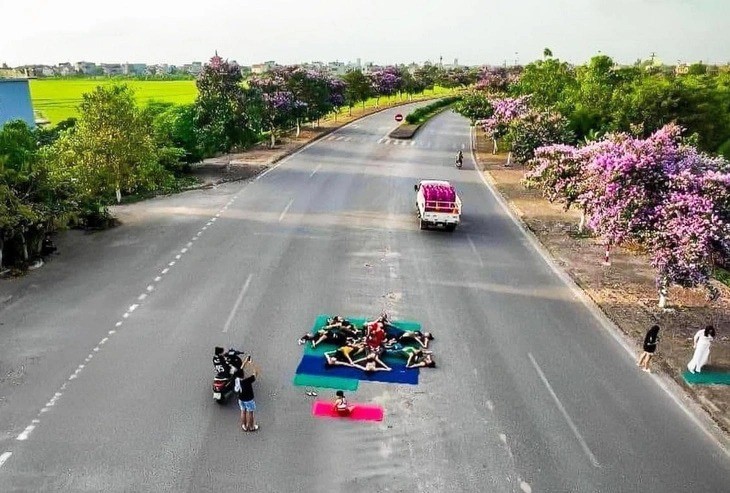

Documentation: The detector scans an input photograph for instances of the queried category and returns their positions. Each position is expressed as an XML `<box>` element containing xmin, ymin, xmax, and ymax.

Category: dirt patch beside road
<box><xmin>472</xmin><ymin>127</ymin><xmax>730</xmax><ymax>434</ymax></box>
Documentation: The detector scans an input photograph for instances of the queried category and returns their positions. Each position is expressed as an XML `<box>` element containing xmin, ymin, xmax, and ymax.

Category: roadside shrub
<box><xmin>405</xmin><ymin>96</ymin><xmax>461</xmax><ymax>124</ymax></box>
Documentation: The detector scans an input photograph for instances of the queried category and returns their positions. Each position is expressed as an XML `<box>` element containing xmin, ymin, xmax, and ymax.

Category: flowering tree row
<box><xmin>525</xmin><ymin>124</ymin><xmax>730</xmax><ymax>306</ymax></box>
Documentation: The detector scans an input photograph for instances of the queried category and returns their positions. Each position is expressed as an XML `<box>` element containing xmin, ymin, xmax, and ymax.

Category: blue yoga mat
<box><xmin>295</xmin><ymin>355</ymin><xmax>419</xmax><ymax>385</ymax></box>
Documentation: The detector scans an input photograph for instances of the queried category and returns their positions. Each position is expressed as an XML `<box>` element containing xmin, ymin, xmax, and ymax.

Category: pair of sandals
<box><xmin>305</xmin><ymin>391</ymin><xmax>318</xmax><ymax>396</ymax></box>
<box><xmin>242</xmin><ymin>424</ymin><xmax>259</xmax><ymax>432</ymax></box>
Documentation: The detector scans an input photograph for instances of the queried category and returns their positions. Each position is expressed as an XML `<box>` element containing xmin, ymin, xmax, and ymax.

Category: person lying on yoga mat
<box><xmin>324</xmin><ymin>316</ymin><xmax>360</xmax><ymax>337</ymax></box>
<box><xmin>299</xmin><ymin>327</ymin><xmax>351</xmax><ymax>348</ymax></box>
<box><xmin>398</xmin><ymin>330</ymin><xmax>434</xmax><ymax>348</ymax></box>
<box><xmin>334</xmin><ymin>390</ymin><xmax>355</xmax><ymax>416</ymax></box>
<box><xmin>383</xmin><ymin>339</ymin><xmax>404</xmax><ymax>355</ymax></box>
<box><xmin>405</xmin><ymin>349</ymin><xmax>436</xmax><ymax>369</ymax></box>
<box><xmin>324</xmin><ymin>342</ymin><xmax>364</xmax><ymax>367</ymax></box>
<box><xmin>353</xmin><ymin>352</ymin><xmax>391</xmax><ymax>372</ymax></box>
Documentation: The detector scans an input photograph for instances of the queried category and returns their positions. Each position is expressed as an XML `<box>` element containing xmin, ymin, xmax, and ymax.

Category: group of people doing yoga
<box><xmin>298</xmin><ymin>313</ymin><xmax>436</xmax><ymax>372</ymax></box>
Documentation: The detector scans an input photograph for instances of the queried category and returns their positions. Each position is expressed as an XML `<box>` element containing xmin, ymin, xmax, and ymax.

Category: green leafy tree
<box><xmin>513</xmin><ymin>57</ymin><xmax>577</xmax><ymax>108</ymax></box>
<box><xmin>413</xmin><ymin>63</ymin><xmax>440</xmax><ymax>91</ymax></box>
<box><xmin>50</xmin><ymin>84</ymin><xmax>158</xmax><ymax>204</ymax></box>
<box><xmin>688</xmin><ymin>62</ymin><xmax>707</xmax><ymax>75</ymax></box>
<box><xmin>0</xmin><ymin>120</ymin><xmax>73</xmax><ymax>266</ymax></box>
<box><xmin>195</xmin><ymin>53</ymin><xmax>257</xmax><ymax>156</ymax></box>
<box><xmin>454</xmin><ymin>90</ymin><xmax>492</xmax><ymax>123</ymax></box>
<box><xmin>342</xmin><ymin>69</ymin><xmax>372</xmax><ymax>115</ymax></box>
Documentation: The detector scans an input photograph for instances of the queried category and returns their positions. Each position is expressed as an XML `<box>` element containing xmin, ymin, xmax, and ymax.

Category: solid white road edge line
<box><xmin>468</xmin><ymin>125</ymin><xmax>730</xmax><ymax>456</ymax></box>
<box><xmin>222</xmin><ymin>274</ymin><xmax>253</xmax><ymax>333</ymax></box>
<box><xmin>529</xmin><ymin>353</ymin><xmax>600</xmax><ymax>468</ymax></box>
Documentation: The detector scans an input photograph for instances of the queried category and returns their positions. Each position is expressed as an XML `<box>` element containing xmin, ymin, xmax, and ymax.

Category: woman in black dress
<box><xmin>637</xmin><ymin>325</ymin><xmax>660</xmax><ymax>373</ymax></box>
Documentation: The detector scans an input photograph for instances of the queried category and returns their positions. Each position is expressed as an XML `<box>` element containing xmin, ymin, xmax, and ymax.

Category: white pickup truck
<box><xmin>414</xmin><ymin>180</ymin><xmax>461</xmax><ymax>232</ymax></box>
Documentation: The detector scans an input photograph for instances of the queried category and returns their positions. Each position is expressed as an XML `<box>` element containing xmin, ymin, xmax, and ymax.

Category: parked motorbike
<box><xmin>212</xmin><ymin>372</ymin><xmax>235</xmax><ymax>403</ymax></box>
<box><xmin>212</xmin><ymin>348</ymin><xmax>244</xmax><ymax>403</ymax></box>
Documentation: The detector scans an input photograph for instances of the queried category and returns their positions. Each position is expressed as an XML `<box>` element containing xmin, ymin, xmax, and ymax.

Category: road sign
<box><xmin>395</xmin><ymin>113</ymin><xmax>403</xmax><ymax>122</ymax></box>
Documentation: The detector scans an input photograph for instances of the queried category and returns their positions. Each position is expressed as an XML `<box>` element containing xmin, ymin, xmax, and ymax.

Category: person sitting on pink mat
<box><xmin>333</xmin><ymin>390</ymin><xmax>355</xmax><ymax>416</ymax></box>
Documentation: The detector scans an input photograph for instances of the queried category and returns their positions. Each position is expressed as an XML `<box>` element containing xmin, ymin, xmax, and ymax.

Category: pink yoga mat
<box><xmin>312</xmin><ymin>400</ymin><xmax>384</xmax><ymax>421</ymax></box>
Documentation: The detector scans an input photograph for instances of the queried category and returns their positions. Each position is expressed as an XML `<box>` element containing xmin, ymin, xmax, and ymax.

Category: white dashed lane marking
<box><xmin>222</xmin><ymin>274</ymin><xmax>253</xmax><ymax>333</ymax></box>
<box><xmin>467</xmin><ymin>234</ymin><xmax>484</xmax><ymax>268</ymax></box>
<box><xmin>309</xmin><ymin>164</ymin><xmax>322</xmax><ymax>178</ymax></box>
<box><xmin>278</xmin><ymin>199</ymin><xmax>293</xmax><ymax>222</ymax></box>
<box><xmin>16</xmin><ymin>425</ymin><xmax>35</xmax><ymax>441</ymax></box>
<box><xmin>0</xmin><ymin>452</ymin><xmax>13</xmax><ymax>468</ymax></box>
<box><xmin>9</xmin><ymin>192</ymin><xmax>243</xmax><ymax>446</ymax></box>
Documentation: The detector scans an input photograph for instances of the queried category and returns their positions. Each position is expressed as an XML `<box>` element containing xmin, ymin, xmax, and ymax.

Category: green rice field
<box><xmin>30</xmin><ymin>79</ymin><xmax>198</xmax><ymax>124</ymax></box>
<box><xmin>30</xmin><ymin>79</ymin><xmax>456</xmax><ymax>125</ymax></box>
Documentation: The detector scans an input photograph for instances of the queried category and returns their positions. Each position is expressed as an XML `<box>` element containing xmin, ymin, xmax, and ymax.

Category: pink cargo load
<box><xmin>421</xmin><ymin>181</ymin><xmax>456</xmax><ymax>212</ymax></box>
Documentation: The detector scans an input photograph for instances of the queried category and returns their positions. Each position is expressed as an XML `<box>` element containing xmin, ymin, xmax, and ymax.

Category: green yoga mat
<box><xmin>293</xmin><ymin>374</ymin><xmax>359</xmax><ymax>391</ymax></box>
<box><xmin>302</xmin><ymin>314</ymin><xmax>422</xmax><ymax>356</ymax></box>
<box><xmin>682</xmin><ymin>371</ymin><xmax>730</xmax><ymax>385</ymax></box>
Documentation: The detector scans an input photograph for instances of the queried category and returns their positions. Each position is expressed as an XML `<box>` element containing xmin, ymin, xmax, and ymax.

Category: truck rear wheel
<box><xmin>419</xmin><ymin>219</ymin><xmax>428</xmax><ymax>230</ymax></box>
<box><xmin>445</xmin><ymin>224</ymin><xmax>456</xmax><ymax>232</ymax></box>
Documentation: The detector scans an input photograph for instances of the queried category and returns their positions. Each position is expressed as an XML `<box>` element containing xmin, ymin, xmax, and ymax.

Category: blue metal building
<box><xmin>0</xmin><ymin>79</ymin><xmax>36</xmax><ymax>128</ymax></box>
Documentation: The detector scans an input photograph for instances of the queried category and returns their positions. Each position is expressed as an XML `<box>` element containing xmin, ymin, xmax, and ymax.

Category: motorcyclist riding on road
<box><xmin>456</xmin><ymin>150</ymin><xmax>464</xmax><ymax>166</ymax></box>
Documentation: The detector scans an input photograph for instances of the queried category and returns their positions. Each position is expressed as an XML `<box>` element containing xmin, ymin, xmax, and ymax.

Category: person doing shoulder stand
<box><xmin>637</xmin><ymin>325</ymin><xmax>660</xmax><ymax>373</ymax></box>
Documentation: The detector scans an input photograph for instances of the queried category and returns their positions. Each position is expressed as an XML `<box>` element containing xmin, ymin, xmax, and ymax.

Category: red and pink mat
<box><xmin>311</xmin><ymin>400</ymin><xmax>384</xmax><ymax>422</ymax></box>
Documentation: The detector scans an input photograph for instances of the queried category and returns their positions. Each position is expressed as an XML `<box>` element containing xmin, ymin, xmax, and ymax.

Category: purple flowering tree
<box><xmin>530</xmin><ymin>123</ymin><xmax>730</xmax><ymax>306</ymax></box>
<box><xmin>475</xmin><ymin>66</ymin><xmax>511</xmax><ymax>93</ymax></box>
<box><xmin>524</xmin><ymin>144</ymin><xmax>590</xmax><ymax>231</ymax></box>
<box><xmin>508</xmin><ymin>109</ymin><xmax>574</xmax><ymax>164</ymax></box>
<box><xmin>248</xmin><ymin>74</ymin><xmax>298</xmax><ymax>148</ymax></box>
<box><xmin>369</xmin><ymin>67</ymin><xmax>402</xmax><ymax>106</ymax></box>
<box><xmin>477</xmin><ymin>96</ymin><xmax>530</xmax><ymax>153</ymax></box>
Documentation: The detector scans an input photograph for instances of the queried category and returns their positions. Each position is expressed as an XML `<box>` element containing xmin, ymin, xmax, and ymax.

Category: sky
<box><xmin>1</xmin><ymin>0</ymin><xmax>728</xmax><ymax>67</ymax></box>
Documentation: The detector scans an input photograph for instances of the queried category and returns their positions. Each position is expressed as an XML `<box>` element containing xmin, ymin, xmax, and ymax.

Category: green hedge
<box><xmin>405</xmin><ymin>96</ymin><xmax>461</xmax><ymax>124</ymax></box>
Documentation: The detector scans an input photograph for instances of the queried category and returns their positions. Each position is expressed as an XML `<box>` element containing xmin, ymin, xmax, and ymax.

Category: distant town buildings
<box><xmin>251</xmin><ymin>61</ymin><xmax>277</xmax><ymax>74</ymax></box>
<box><xmin>4</xmin><ymin>55</ymin><xmax>727</xmax><ymax>80</ymax></box>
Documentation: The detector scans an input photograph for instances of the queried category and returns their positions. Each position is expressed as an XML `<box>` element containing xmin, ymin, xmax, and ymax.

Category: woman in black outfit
<box><xmin>637</xmin><ymin>325</ymin><xmax>660</xmax><ymax>373</ymax></box>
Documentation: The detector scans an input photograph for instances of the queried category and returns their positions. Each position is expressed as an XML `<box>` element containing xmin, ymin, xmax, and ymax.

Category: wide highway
<box><xmin>1</xmin><ymin>103</ymin><xmax>728</xmax><ymax>492</ymax></box>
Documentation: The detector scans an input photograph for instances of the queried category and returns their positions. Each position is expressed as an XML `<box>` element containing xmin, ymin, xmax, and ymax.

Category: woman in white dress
<box><xmin>687</xmin><ymin>325</ymin><xmax>716</xmax><ymax>373</ymax></box>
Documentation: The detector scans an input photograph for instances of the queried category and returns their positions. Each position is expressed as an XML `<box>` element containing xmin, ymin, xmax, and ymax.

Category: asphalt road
<box><xmin>1</xmin><ymin>105</ymin><xmax>729</xmax><ymax>492</ymax></box>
